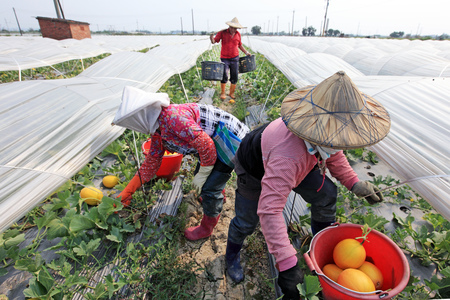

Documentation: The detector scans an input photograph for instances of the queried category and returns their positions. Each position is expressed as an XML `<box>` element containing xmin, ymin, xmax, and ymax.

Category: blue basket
<box><xmin>201</xmin><ymin>61</ymin><xmax>224</xmax><ymax>81</ymax></box>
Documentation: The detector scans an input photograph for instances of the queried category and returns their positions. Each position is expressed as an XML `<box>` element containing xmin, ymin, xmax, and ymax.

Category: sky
<box><xmin>1</xmin><ymin>0</ymin><xmax>450</xmax><ymax>37</ymax></box>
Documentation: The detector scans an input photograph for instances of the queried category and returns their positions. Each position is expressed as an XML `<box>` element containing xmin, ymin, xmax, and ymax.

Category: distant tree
<box><xmin>251</xmin><ymin>26</ymin><xmax>261</xmax><ymax>35</ymax></box>
<box><xmin>326</xmin><ymin>29</ymin><xmax>341</xmax><ymax>37</ymax></box>
<box><xmin>302</xmin><ymin>26</ymin><xmax>316</xmax><ymax>36</ymax></box>
<box><xmin>389</xmin><ymin>31</ymin><xmax>405</xmax><ymax>38</ymax></box>
<box><xmin>438</xmin><ymin>33</ymin><xmax>449</xmax><ymax>40</ymax></box>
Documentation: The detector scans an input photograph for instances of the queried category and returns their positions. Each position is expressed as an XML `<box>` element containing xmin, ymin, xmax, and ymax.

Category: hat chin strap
<box><xmin>304</xmin><ymin>141</ymin><xmax>340</xmax><ymax>174</ymax></box>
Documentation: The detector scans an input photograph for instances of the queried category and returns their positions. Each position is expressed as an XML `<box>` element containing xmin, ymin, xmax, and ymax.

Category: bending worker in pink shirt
<box><xmin>224</xmin><ymin>71</ymin><xmax>391</xmax><ymax>299</ymax></box>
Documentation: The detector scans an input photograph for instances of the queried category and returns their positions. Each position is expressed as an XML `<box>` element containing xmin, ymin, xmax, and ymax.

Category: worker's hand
<box><xmin>352</xmin><ymin>181</ymin><xmax>383</xmax><ymax>205</ymax></box>
<box><xmin>192</xmin><ymin>165</ymin><xmax>214</xmax><ymax>194</ymax></box>
<box><xmin>246</xmin><ymin>52</ymin><xmax>252</xmax><ymax>57</ymax></box>
<box><xmin>116</xmin><ymin>175</ymin><xmax>143</xmax><ymax>207</ymax></box>
<box><xmin>209</xmin><ymin>34</ymin><xmax>215</xmax><ymax>44</ymax></box>
<box><xmin>277</xmin><ymin>265</ymin><xmax>302</xmax><ymax>300</ymax></box>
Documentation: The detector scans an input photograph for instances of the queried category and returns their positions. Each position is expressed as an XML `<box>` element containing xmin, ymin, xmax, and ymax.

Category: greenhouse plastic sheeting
<box><xmin>0</xmin><ymin>35</ymin><xmax>207</xmax><ymax>71</ymax></box>
<box><xmin>251</xmin><ymin>36</ymin><xmax>450</xmax><ymax>77</ymax></box>
<box><xmin>245</xmin><ymin>37</ymin><xmax>450</xmax><ymax>220</ymax></box>
<box><xmin>0</xmin><ymin>37</ymin><xmax>212</xmax><ymax>233</ymax></box>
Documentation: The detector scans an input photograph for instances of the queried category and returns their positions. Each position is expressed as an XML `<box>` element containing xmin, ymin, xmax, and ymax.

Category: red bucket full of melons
<box><xmin>141</xmin><ymin>138</ymin><xmax>183</xmax><ymax>181</ymax></box>
<box><xmin>303</xmin><ymin>223</ymin><xmax>409</xmax><ymax>300</ymax></box>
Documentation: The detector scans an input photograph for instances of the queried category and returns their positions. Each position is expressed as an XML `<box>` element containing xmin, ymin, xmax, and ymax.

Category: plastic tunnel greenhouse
<box><xmin>0</xmin><ymin>35</ymin><xmax>212</xmax><ymax>233</ymax></box>
<box><xmin>0</xmin><ymin>34</ymin><xmax>449</xmax><ymax>237</ymax></box>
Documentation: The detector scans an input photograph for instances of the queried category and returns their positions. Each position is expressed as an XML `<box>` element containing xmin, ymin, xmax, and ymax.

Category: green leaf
<box><xmin>15</xmin><ymin>254</ymin><xmax>44</xmax><ymax>272</ymax></box>
<box><xmin>441</xmin><ymin>266</ymin><xmax>450</xmax><ymax>278</ymax></box>
<box><xmin>23</xmin><ymin>277</ymin><xmax>47</xmax><ymax>297</ymax></box>
<box><xmin>3</xmin><ymin>229</ymin><xmax>21</xmax><ymax>240</ymax></box>
<box><xmin>362</xmin><ymin>214</ymin><xmax>389</xmax><ymax>231</ymax></box>
<box><xmin>120</xmin><ymin>223</ymin><xmax>135</xmax><ymax>233</ymax></box>
<box><xmin>3</xmin><ymin>233</ymin><xmax>25</xmax><ymax>249</ymax></box>
<box><xmin>105</xmin><ymin>274</ymin><xmax>127</xmax><ymax>298</ymax></box>
<box><xmin>37</xmin><ymin>266</ymin><xmax>55</xmax><ymax>292</ymax></box>
<box><xmin>65</xmin><ymin>272</ymin><xmax>88</xmax><ymax>287</ymax></box>
<box><xmin>0</xmin><ymin>268</ymin><xmax>8</xmax><ymax>277</ymax></box>
<box><xmin>69</xmin><ymin>215</ymin><xmax>95</xmax><ymax>233</ymax></box>
<box><xmin>73</xmin><ymin>238</ymin><xmax>101</xmax><ymax>257</ymax></box>
<box><xmin>46</xmin><ymin>218</ymin><xmax>69</xmax><ymax>239</ymax></box>
<box><xmin>98</xmin><ymin>196</ymin><xmax>122</xmax><ymax>216</ymax></box>
<box><xmin>44</xmin><ymin>194</ymin><xmax>70</xmax><ymax>212</ymax></box>
<box><xmin>94</xmin><ymin>282</ymin><xmax>107</xmax><ymax>298</ymax></box>
<box><xmin>0</xmin><ymin>247</ymin><xmax>7</xmax><ymax>261</ymax></box>
<box><xmin>298</xmin><ymin>275</ymin><xmax>322</xmax><ymax>299</ymax></box>
<box><xmin>87</xmin><ymin>207</ymin><xmax>108</xmax><ymax>230</ymax></box>
<box><xmin>106</xmin><ymin>226</ymin><xmax>122</xmax><ymax>243</ymax></box>
<box><xmin>35</xmin><ymin>211</ymin><xmax>57</xmax><ymax>230</ymax></box>
<box><xmin>61</xmin><ymin>208</ymin><xmax>77</xmax><ymax>228</ymax></box>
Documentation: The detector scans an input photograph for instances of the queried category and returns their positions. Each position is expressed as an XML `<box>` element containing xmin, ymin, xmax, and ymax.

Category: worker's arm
<box><xmin>239</xmin><ymin>44</ymin><xmax>251</xmax><ymax>56</ymax></box>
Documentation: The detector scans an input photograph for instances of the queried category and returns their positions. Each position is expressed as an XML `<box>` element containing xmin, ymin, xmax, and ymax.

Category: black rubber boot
<box><xmin>311</xmin><ymin>219</ymin><xmax>335</xmax><ymax>235</ymax></box>
<box><xmin>225</xmin><ymin>240</ymin><xmax>244</xmax><ymax>283</ymax></box>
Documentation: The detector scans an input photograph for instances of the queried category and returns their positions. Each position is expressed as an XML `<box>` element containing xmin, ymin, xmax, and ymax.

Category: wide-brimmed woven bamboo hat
<box><xmin>226</xmin><ymin>17</ymin><xmax>246</xmax><ymax>29</ymax></box>
<box><xmin>281</xmin><ymin>71</ymin><xmax>391</xmax><ymax>149</ymax></box>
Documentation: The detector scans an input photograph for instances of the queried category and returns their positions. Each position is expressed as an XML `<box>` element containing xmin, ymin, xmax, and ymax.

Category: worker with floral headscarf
<box><xmin>113</xmin><ymin>86</ymin><xmax>249</xmax><ymax>241</ymax></box>
<box><xmin>210</xmin><ymin>17</ymin><xmax>251</xmax><ymax>101</ymax></box>
<box><xmin>224</xmin><ymin>71</ymin><xmax>391</xmax><ymax>299</ymax></box>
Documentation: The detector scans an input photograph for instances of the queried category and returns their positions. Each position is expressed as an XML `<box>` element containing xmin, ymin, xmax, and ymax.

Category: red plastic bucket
<box><xmin>303</xmin><ymin>223</ymin><xmax>409</xmax><ymax>300</ymax></box>
<box><xmin>141</xmin><ymin>139</ymin><xmax>183</xmax><ymax>181</ymax></box>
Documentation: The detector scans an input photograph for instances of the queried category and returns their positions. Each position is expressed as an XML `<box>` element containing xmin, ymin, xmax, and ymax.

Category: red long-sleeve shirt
<box><xmin>214</xmin><ymin>29</ymin><xmax>242</xmax><ymax>59</ymax></box>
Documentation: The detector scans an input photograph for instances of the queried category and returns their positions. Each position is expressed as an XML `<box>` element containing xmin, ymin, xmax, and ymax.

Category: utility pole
<box><xmin>323</xmin><ymin>0</ymin><xmax>329</xmax><ymax>36</ymax></box>
<box><xmin>12</xmin><ymin>8</ymin><xmax>22</xmax><ymax>36</ymax></box>
<box><xmin>291</xmin><ymin>10</ymin><xmax>295</xmax><ymax>36</ymax></box>
<box><xmin>191</xmin><ymin>9</ymin><xmax>194</xmax><ymax>35</ymax></box>
<box><xmin>268</xmin><ymin>20</ymin><xmax>270</xmax><ymax>35</ymax></box>
<box><xmin>180</xmin><ymin>17</ymin><xmax>183</xmax><ymax>35</ymax></box>
<box><xmin>4</xmin><ymin>18</ymin><xmax>10</xmax><ymax>31</ymax></box>
<box><xmin>277</xmin><ymin>16</ymin><xmax>279</xmax><ymax>35</ymax></box>
<box><xmin>53</xmin><ymin>0</ymin><xmax>62</xmax><ymax>19</ymax></box>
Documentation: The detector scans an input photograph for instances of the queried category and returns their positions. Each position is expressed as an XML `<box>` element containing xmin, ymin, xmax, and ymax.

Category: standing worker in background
<box><xmin>210</xmin><ymin>17</ymin><xmax>251</xmax><ymax>101</ymax></box>
<box><xmin>224</xmin><ymin>71</ymin><xmax>391</xmax><ymax>299</ymax></box>
<box><xmin>112</xmin><ymin>86</ymin><xmax>249</xmax><ymax>241</ymax></box>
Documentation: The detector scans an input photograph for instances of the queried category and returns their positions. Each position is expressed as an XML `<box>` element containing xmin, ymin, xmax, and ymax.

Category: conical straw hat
<box><xmin>281</xmin><ymin>71</ymin><xmax>391</xmax><ymax>149</ymax></box>
<box><xmin>226</xmin><ymin>17</ymin><xmax>246</xmax><ymax>29</ymax></box>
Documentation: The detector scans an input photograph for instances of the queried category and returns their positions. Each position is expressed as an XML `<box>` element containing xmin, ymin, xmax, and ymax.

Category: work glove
<box><xmin>352</xmin><ymin>181</ymin><xmax>383</xmax><ymax>205</ymax></box>
<box><xmin>278</xmin><ymin>265</ymin><xmax>303</xmax><ymax>300</ymax></box>
<box><xmin>192</xmin><ymin>165</ymin><xmax>214</xmax><ymax>194</ymax></box>
<box><xmin>116</xmin><ymin>175</ymin><xmax>143</xmax><ymax>207</ymax></box>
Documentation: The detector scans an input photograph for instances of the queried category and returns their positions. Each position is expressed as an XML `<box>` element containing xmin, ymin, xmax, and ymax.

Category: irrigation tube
<box><xmin>259</xmin><ymin>76</ymin><xmax>277</xmax><ymax>123</ymax></box>
<box><xmin>132</xmin><ymin>131</ymin><xmax>141</xmax><ymax>169</ymax></box>
<box><xmin>254</xmin><ymin>59</ymin><xmax>266</xmax><ymax>82</ymax></box>
<box><xmin>174</xmin><ymin>66</ymin><xmax>190</xmax><ymax>103</ymax></box>
<box><xmin>266</xmin><ymin>83</ymin><xmax>294</xmax><ymax>113</ymax></box>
